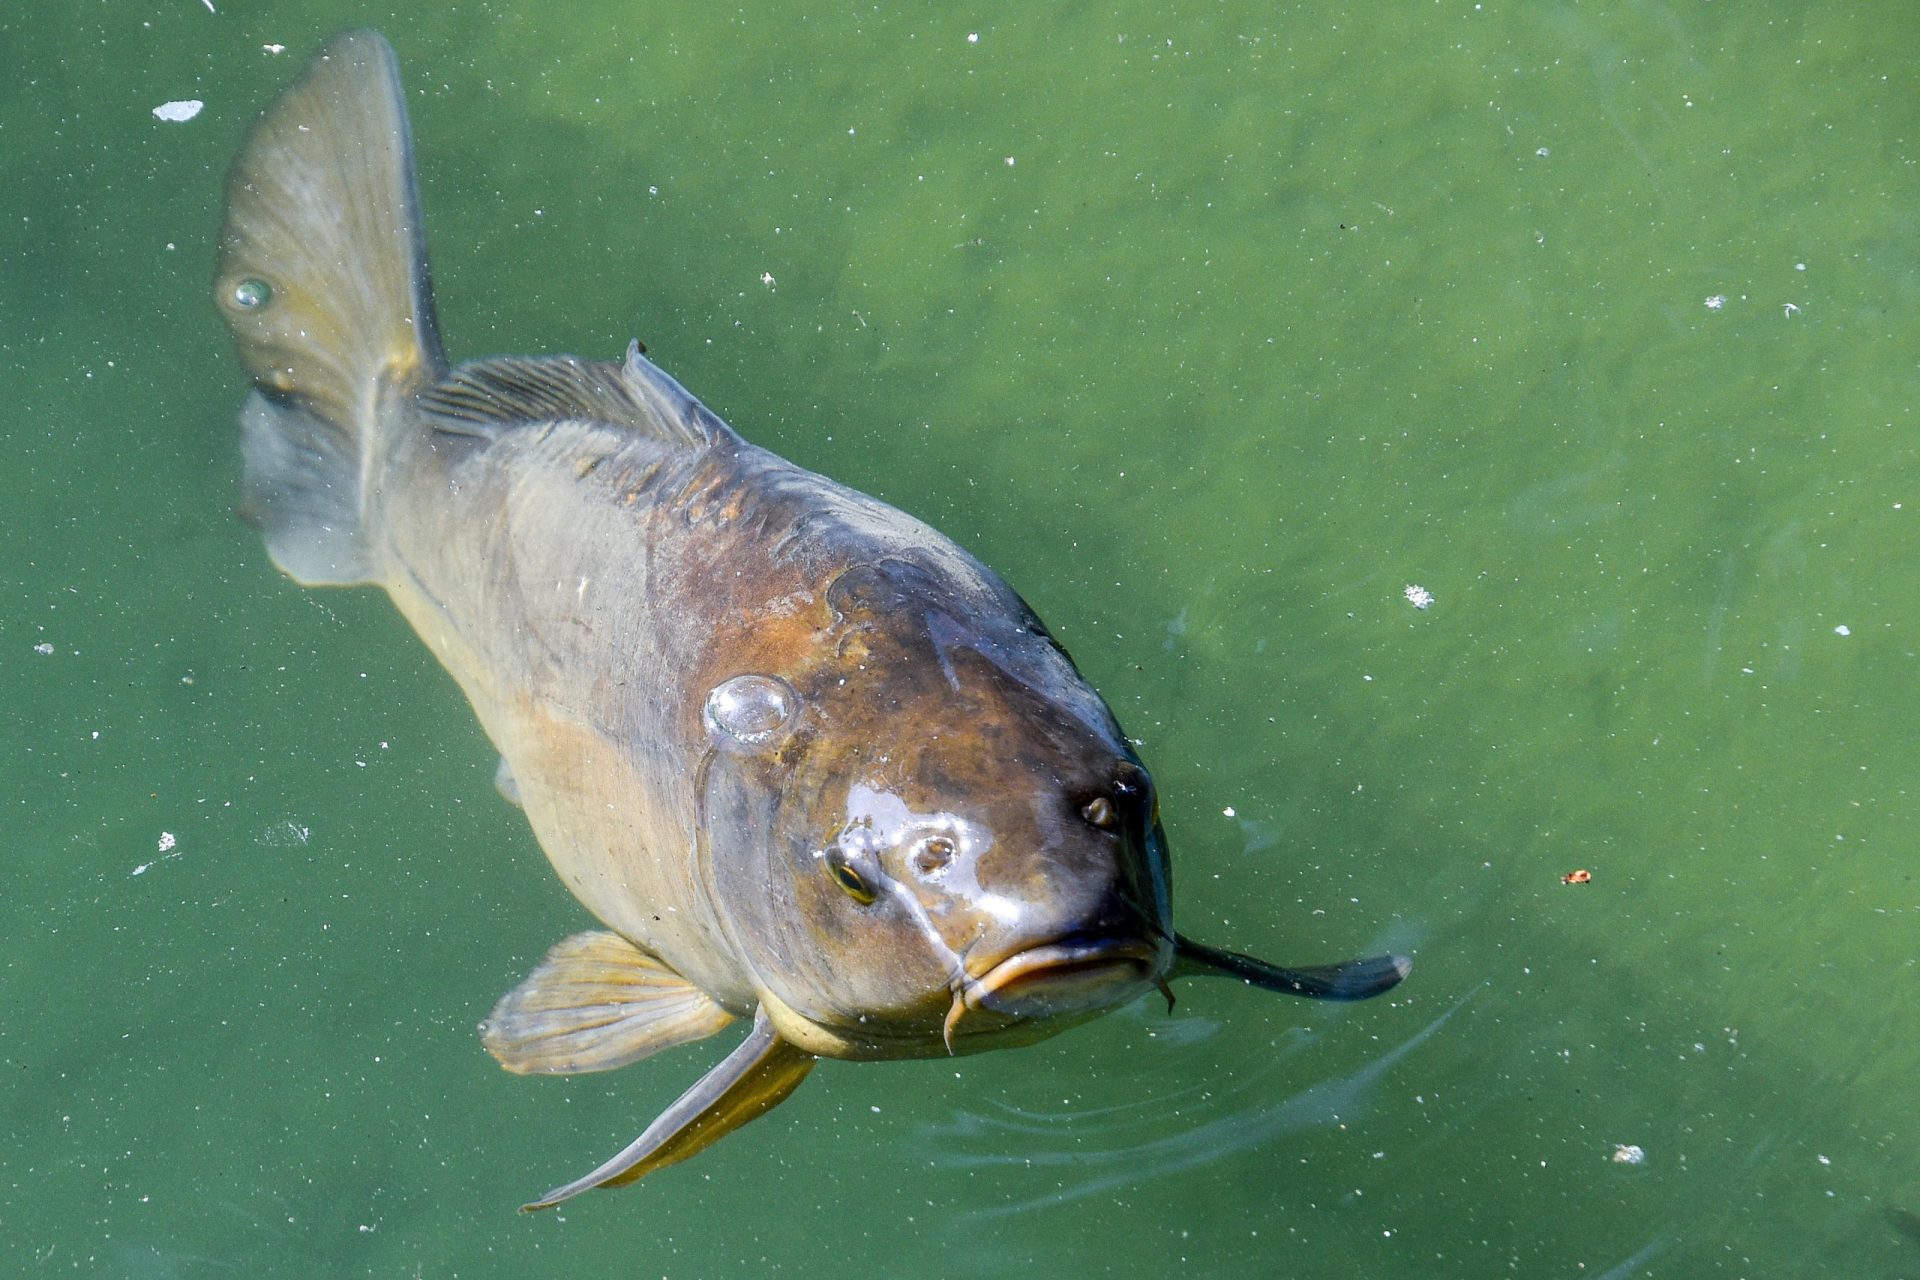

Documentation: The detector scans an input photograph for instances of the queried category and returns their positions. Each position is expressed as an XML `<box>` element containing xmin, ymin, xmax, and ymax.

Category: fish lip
<box><xmin>963</xmin><ymin>937</ymin><xmax>1160</xmax><ymax>1012</ymax></box>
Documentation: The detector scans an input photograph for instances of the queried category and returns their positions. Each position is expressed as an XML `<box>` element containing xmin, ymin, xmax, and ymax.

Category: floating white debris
<box><xmin>33</xmin><ymin>642</ymin><xmax>54</xmax><ymax>655</ymax></box>
<box><xmin>1704</xmin><ymin>294</ymin><xmax>1726</xmax><ymax>310</ymax></box>
<box><xmin>153</xmin><ymin>99</ymin><xmax>204</xmax><ymax>123</ymax></box>
<box><xmin>1834</xmin><ymin>624</ymin><xmax>1851</xmax><ymax>636</ymax></box>
<box><xmin>1222</xmin><ymin>806</ymin><xmax>1236</xmax><ymax>818</ymax></box>
<box><xmin>1404</xmin><ymin>583</ymin><xmax>1434</xmax><ymax>610</ymax></box>
<box><xmin>263</xmin><ymin>43</ymin><xmax>286</xmax><ymax>54</ymax></box>
<box><xmin>157</xmin><ymin>831</ymin><xmax>177</xmax><ymax>853</ymax></box>
<box><xmin>1611</xmin><ymin>1144</ymin><xmax>1646</xmax><ymax>1166</ymax></box>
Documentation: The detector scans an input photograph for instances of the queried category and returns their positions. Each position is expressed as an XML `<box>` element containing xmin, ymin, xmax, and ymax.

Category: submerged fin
<box><xmin>417</xmin><ymin>343</ymin><xmax>723</xmax><ymax>448</ymax></box>
<box><xmin>215</xmin><ymin>30</ymin><xmax>445</xmax><ymax>585</ymax></box>
<box><xmin>236</xmin><ymin>391</ymin><xmax>373</xmax><ymax>585</ymax></box>
<box><xmin>492</xmin><ymin>756</ymin><xmax>522</xmax><ymax>809</ymax></box>
<box><xmin>482</xmin><ymin>931</ymin><xmax>734</xmax><ymax>1075</ymax></box>
<box><xmin>1172</xmin><ymin>934</ymin><xmax>1410</xmax><ymax>1001</ymax></box>
<box><xmin>522</xmin><ymin>1005</ymin><xmax>815</xmax><ymax>1211</ymax></box>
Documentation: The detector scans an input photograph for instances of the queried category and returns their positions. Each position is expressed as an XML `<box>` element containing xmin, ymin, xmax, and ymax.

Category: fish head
<box><xmin>695</xmin><ymin>556</ymin><xmax>1175</xmax><ymax>1060</ymax></box>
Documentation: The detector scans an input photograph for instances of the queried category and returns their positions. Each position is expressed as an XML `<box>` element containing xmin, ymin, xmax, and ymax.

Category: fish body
<box><xmin>215</xmin><ymin>31</ymin><xmax>1408</xmax><ymax>1209</ymax></box>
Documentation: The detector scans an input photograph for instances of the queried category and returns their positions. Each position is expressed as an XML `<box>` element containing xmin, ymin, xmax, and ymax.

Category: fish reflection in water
<box><xmin>925</xmin><ymin>983</ymin><xmax>1476</xmax><ymax>1219</ymax></box>
<box><xmin>1594</xmin><ymin>1237</ymin><xmax>1667</xmax><ymax>1280</ymax></box>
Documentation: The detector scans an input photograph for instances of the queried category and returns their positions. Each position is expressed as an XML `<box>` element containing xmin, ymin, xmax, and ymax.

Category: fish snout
<box><xmin>964</xmin><ymin>935</ymin><xmax>1162</xmax><ymax>1016</ymax></box>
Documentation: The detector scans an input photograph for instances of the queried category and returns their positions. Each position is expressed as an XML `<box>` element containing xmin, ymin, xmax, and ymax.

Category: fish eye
<box><xmin>704</xmin><ymin>674</ymin><xmax>798</xmax><ymax>746</ymax></box>
<box><xmin>825</xmin><ymin>853</ymin><xmax>878</xmax><ymax>905</ymax></box>
<box><xmin>911</xmin><ymin>834</ymin><xmax>957</xmax><ymax>876</ymax></box>
<box><xmin>1081</xmin><ymin>796</ymin><xmax>1116</xmax><ymax>829</ymax></box>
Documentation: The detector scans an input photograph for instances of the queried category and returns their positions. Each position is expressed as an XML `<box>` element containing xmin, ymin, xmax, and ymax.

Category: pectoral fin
<box><xmin>493</xmin><ymin>756</ymin><xmax>522</xmax><ymax>808</ymax></box>
<box><xmin>522</xmin><ymin>1005</ymin><xmax>815</xmax><ymax>1211</ymax></box>
<box><xmin>482</xmin><ymin>931</ymin><xmax>733</xmax><ymax>1075</ymax></box>
<box><xmin>1173</xmin><ymin>934</ymin><xmax>1410</xmax><ymax>1001</ymax></box>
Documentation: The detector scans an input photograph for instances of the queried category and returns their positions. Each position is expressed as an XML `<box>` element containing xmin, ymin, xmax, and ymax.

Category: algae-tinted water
<box><xmin>4</xmin><ymin>3</ymin><xmax>1917</xmax><ymax>1275</ymax></box>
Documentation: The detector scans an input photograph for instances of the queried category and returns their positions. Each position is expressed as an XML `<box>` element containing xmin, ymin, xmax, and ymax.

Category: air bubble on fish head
<box><xmin>704</xmin><ymin>673</ymin><xmax>799</xmax><ymax>747</ymax></box>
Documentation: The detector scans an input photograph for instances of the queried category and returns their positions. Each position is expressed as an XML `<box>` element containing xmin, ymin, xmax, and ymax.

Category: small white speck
<box><xmin>1782</xmin><ymin>302</ymin><xmax>1800</xmax><ymax>317</ymax></box>
<box><xmin>760</xmin><ymin>271</ymin><xmax>776</xmax><ymax>288</ymax></box>
<box><xmin>132</xmin><ymin>863</ymin><xmax>152</xmax><ymax>877</ymax></box>
<box><xmin>1535</xmin><ymin>147</ymin><xmax>1549</xmax><ymax>157</ymax></box>
<box><xmin>152</xmin><ymin>100</ymin><xmax>204</xmax><ymax>123</ymax></box>
<box><xmin>157</xmin><ymin>832</ymin><xmax>177</xmax><ymax>853</ymax></box>
<box><xmin>1611</xmin><ymin>1144</ymin><xmax>1646</xmax><ymax>1166</ymax></box>
<box><xmin>1403</xmin><ymin>583</ymin><xmax>1434</xmax><ymax>610</ymax></box>
<box><xmin>33</xmin><ymin>642</ymin><xmax>54</xmax><ymax>656</ymax></box>
<box><xmin>1834</xmin><ymin>624</ymin><xmax>1850</xmax><ymax>636</ymax></box>
<box><xmin>1004</xmin><ymin>156</ymin><xmax>1016</xmax><ymax>166</ymax></box>
<box><xmin>1795</xmin><ymin>262</ymin><xmax>1807</xmax><ymax>271</ymax></box>
<box><xmin>1704</xmin><ymin>294</ymin><xmax>1727</xmax><ymax>310</ymax></box>
<box><xmin>1363</xmin><ymin>674</ymin><xmax>1374</xmax><ymax>682</ymax></box>
<box><xmin>1818</xmin><ymin>1153</ymin><xmax>1831</xmax><ymax>1166</ymax></box>
<box><xmin>967</xmin><ymin>32</ymin><xmax>979</xmax><ymax>43</ymax></box>
<box><xmin>263</xmin><ymin>43</ymin><xmax>286</xmax><ymax>54</ymax></box>
<box><xmin>1222</xmin><ymin>806</ymin><xmax>1236</xmax><ymax>818</ymax></box>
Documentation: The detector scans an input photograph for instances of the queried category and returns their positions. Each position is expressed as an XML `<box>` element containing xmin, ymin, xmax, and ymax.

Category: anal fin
<box><xmin>522</xmin><ymin>1005</ymin><xmax>815</xmax><ymax>1211</ymax></box>
<box><xmin>482</xmin><ymin>931</ymin><xmax>733</xmax><ymax>1075</ymax></box>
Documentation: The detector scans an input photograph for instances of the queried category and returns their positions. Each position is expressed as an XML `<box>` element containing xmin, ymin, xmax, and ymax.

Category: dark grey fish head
<box><xmin>694</xmin><ymin>556</ymin><xmax>1175</xmax><ymax>1060</ymax></box>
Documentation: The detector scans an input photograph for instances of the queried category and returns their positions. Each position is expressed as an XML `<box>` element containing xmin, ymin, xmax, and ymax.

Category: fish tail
<box><xmin>213</xmin><ymin>30</ymin><xmax>445</xmax><ymax>586</ymax></box>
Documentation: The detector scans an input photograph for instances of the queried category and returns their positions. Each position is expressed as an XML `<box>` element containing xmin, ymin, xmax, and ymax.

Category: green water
<box><xmin>5</xmin><ymin>2</ymin><xmax>1917</xmax><ymax>1275</ymax></box>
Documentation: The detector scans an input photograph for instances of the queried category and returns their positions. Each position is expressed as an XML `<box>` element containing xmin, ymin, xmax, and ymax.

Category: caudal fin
<box><xmin>213</xmin><ymin>30</ymin><xmax>445</xmax><ymax>585</ymax></box>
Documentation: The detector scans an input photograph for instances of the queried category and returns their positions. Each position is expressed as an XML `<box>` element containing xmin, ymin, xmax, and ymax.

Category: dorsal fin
<box><xmin>417</xmin><ymin>340</ymin><xmax>723</xmax><ymax>448</ymax></box>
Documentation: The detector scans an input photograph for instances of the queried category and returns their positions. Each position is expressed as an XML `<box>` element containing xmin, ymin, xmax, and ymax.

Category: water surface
<box><xmin>4</xmin><ymin>3</ymin><xmax>1916</xmax><ymax>1275</ymax></box>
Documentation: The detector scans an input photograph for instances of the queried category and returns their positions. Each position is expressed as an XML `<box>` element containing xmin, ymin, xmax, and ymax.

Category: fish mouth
<box><xmin>938</xmin><ymin>937</ymin><xmax>1167</xmax><ymax>1053</ymax></box>
<box><xmin>964</xmin><ymin>937</ymin><xmax>1161</xmax><ymax>1015</ymax></box>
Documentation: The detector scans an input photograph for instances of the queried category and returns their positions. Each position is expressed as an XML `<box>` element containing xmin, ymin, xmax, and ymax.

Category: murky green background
<box><xmin>5</xmin><ymin>2</ymin><xmax>1917</xmax><ymax>1275</ymax></box>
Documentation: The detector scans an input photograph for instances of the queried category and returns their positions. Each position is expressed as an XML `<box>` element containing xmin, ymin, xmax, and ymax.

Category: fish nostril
<box><xmin>912</xmin><ymin>835</ymin><xmax>957</xmax><ymax>876</ymax></box>
<box><xmin>1081</xmin><ymin>796</ymin><xmax>1115</xmax><ymax>829</ymax></box>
